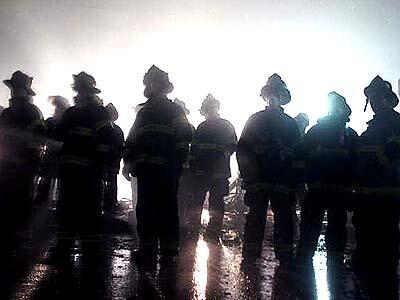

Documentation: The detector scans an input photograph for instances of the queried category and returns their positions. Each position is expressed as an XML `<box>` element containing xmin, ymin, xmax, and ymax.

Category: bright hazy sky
<box><xmin>0</xmin><ymin>0</ymin><xmax>399</xmax><ymax>134</ymax></box>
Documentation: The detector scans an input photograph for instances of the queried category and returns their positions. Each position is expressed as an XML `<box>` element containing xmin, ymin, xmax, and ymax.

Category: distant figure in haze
<box><xmin>46</xmin><ymin>96</ymin><xmax>70</xmax><ymax>138</ymax></box>
<box><xmin>237</xmin><ymin>74</ymin><xmax>300</xmax><ymax>265</ymax></box>
<box><xmin>188</xmin><ymin>93</ymin><xmax>237</xmax><ymax>240</ymax></box>
<box><xmin>352</xmin><ymin>76</ymin><xmax>400</xmax><ymax>299</ymax></box>
<box><xmin>55</xmin><ymin>72</ymin><xmax>114</xmax><ymax>238</ymax></box>
<box><xmin>173</xmin><ymin>98</ymin><xmax>196</xmax><ymax>233</ymax></box>
<box><xmin>124</xmin><ymin>65</ymin><xmax>191</xmax><ymax>262</ymax></box>
<box><xmin>294</xmin><ymin>113</ymin><xmax>309</xmax><ymax>138</ymax></box>
<box><xmin>295</xmin><ymin>92</ymin><xmax>358</xmax><ymax>266</ymax></box>
<box><xmin>103</xmin><ymin>103</ymin><xmax>125</xmax><ymax>214</ymax></box>
<box><xmin>0</xmin><ymin>71</ymin><xmax>45</xmax><ymax>236</ymax></box>
<box><xmin>35</xmin><ymin>96</ymin><xmax>70</xmax><ymax>204</ymax></box>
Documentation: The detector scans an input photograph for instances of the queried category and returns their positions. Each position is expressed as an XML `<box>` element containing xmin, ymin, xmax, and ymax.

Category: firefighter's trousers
<box><xmin>189</xmin><ymin>177</ymin><xmax>229</xmax><ymax>237</ymax></box>
<box><xmin>57</xmin><ymin>166</ymin><xmax>103</xmax><ymax>234</ymax></box>
<box><xmin>103</xmin><ymin>172</ymin><xmax>118</xmax><ymax>213</ymax></box>
<box><xmin>297</xmin><ymin>191</ymin><xmax>347</xmax><ymax>259</ymax></box>
<box><xmin>136</xmin><ymin>171</ymin><xmax>180</xmax><ymax>256</ymax></box>
<box><xmin>243</xmin><ymin>189</ymin><xmax>295</xmax><ymax>261</ymax></box>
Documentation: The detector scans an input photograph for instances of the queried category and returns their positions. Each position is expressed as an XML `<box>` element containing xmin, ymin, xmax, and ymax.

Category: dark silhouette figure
<box><xmin>0</xmin><ymin>71</ymin><xmax>45</xmax><ymax>238</ymax></box>
<box><xmin>0</xmin><ymin>70</ymin><xmax>45</xmax><ymax>298</ymax></box>
<box><xmin>124</xmin><ymin>65</ymin><xmax>191</xmax><ymax>261</ymax></box>
<box><xmin>292</xmin><ymin>112</ymin><xmax>309</xmax><ymax>239</ymax></box>
<box><xmin>103</xmin><ymin>103</ymin><xmax>125</xmax><ymax>214</ymax></box>
<box><xmin>35</xmin><ymin>96</ymin><xmax>69</xmax><ymax>204</ymax></box>
<box><xmin>46</xmin><ymin>95</ymin><xmax>70</xmax><ymax>138</ymax></box>
<box><xmin>189</xmin><ymin>93</ymin><xmax>237</xmax><ymax>239</ymax></box>
<box><xmin>296</xmin><ymin>92</ymin><xmax>358</xmax><ymax>265</ymax></box>
<box><xmin>173</xmin><ymin>98</ymin><xmax>196</xmax><ymax>233</ymax></box>
<box><xmin>237</xmin><ymin>74</ymin><xmax>300</xmax><ymax>265</ymax></box>
<box><xmin>294</xmin><ymin>113</ymin><xmax>309</xmax><ymax>138</ymax></box>
<box><xmin>352</xmin><ymin>75</ymin><xmax>400</xmax><ymax>299</ymax></box>
<box><xmin>55</xmin><ymin>72</ymin><xmax>114</xmax><ymax>241</ymax></box>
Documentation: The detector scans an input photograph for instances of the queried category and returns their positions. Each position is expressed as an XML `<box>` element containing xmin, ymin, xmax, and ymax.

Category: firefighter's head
<box><xmin>72</xmin><ymin>72</ymin><xmax>101</xmax><ymax>96</ymax></box>
<box><xmin>200</xmin><ymin>93</ymin><xmax>220</xmax><ymax>119</ymax></box>
<box><xmin>327</xmin><ymin>91</ymin><xmax>351</xmax><ymax>122</ymax></box>
<box><xmin>143</xmin><ymin>65</ymin><xmax>174</xmax><ymax>99</ymax></box>
<box><xmin>105</xmin><ymin>103</ymin><xmax>119</xmax><ymax>122</ymax></box>
<box><xmin>3</xmin><ymin>70</ymin><xmax>36</xmax><ymax>100</ymax></box>
<box><xmin>48</xmin><ymin>95</ymin><xmax>70</xmax><ymax>119</ymax></box>
<box><xmin>294</xmin><ymin>113</ymin><xmax>309</xmax><ymax>133</ymax></box>
<box><xmin>260</xmin><ymin>73</ymin><xmax>291</xmax><ymax>108</ymax></box>
<box><xmin>174</xmin><ymin>98</ymin><xmax>190</xmax><ymax>115</ymax></box>
<box><xmin>364</xmin><ymin>75</ymin><xmax>399</xmax><ymax>114</ymax></box>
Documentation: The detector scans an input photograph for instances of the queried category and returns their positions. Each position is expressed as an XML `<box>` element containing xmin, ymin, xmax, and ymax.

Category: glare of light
<box><xmin>28</xmin><ymin>20</ymin><xmax>377</xmax><ymax>203</ymax></box>
<box><xmin>193</xmin><ymin>238</ymin><xmax>209</xmax><ymax>300</ymax></box>
<box><xmin>110</xmin><ymin>248</ymin><xmax>131</xmax><ymax>298</ymax></box>
<box><xmin>201</xmin><ymin>209</ymin><xmax>210</xmax><ymax>226</ymax></box>
<box><xmin>313</xmin><ymin>236</ymin><xmax>330</xmax><ymax>300</ymax></box>
<box><xmin>13</xmin><ymin>251</ymin><xmax>52</xmax><ymax>299</ymax></box>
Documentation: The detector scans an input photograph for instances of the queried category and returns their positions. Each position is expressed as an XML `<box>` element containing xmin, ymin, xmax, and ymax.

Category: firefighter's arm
<box><xmin>236</xmin><ymin>118</ymin><xmax>257</xmax><ymax>183</ymax></box>
<box><xmin>225</xmin><ymin>121</ymin><xmax>238</xmax><ymax>156</ymax></box>
<box><xmin>53</xmin><ymin>110</ymin><xmax>70</xmax><ymax>142</ymax></box>
<box><xmin>123</xmin><ymin>120</ymin><xmax>140</xmax><ymax>176</ymax></box>
<box><xmin>385</xmin><ymin>134</ymin><xmax>400</xmax><ymax>161</ymax></box>
<box><xmin>173</xmin><ymin>112</ymin><xmax>191</xmax><ymax>163</ymax></box>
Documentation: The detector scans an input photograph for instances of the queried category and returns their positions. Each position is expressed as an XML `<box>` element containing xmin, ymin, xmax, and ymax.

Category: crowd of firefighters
<box><xmin>0</xmin><ymin>66</ymin><xmax>399</xmax><ymax>298</ymax></box>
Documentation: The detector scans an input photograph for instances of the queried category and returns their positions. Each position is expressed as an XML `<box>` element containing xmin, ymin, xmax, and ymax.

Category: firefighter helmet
<box><xmin>174</xmin><ymin>98</ymin><xmax>190</xmax><ymax>115</ymax></box>
<box><xmin>260</xmin><ymin>73</ymin><xmax>291</xmax><ymax>105</ymax></box>
<box><xmin>105</xmin><ymin>103</ymin><xmax>119</xmax><ymax>121</ymax></box>
<box><xmin>3</xmin><ymin>70</ymin><xmax>36</xmax><ymax>96</ymax></box>
<box><xmin>328</xmin><ymin>91</ymin><xmax>351</xmax><ymax>119</ymax></box>
<box><xmin>294</xmin><ymin>113</ymin><xmax>310</xmax><ymax>128</ymax></box>
<box><xmin>200</xmin><ymin>93</ymin><xmax>220</xmax><ymax>116</ymax></box>
<box><xmin>143</xmin><ymin>65</ymin><xmax>174</xmax><ymax>97</ymax></box>
<box><xmin>364</xmin><ymin>75</ymin><xmax>399</xmax><ymax>111</ymax></box>
<box><xmin>72</xmin><ymin>71</ymin><xmax>101</xmax><ymax>94</ymax></box>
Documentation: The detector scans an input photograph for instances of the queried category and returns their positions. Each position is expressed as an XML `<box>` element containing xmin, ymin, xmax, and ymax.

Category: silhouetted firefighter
<box><xmin>124</xmin><ymin>65</ymin><xmax>191</xmax><ymax>262</ymax></box>
<box><xmin>351</xmin><ymin>76</ymin><xmax>400</xmax><ymax>299</ymax></box>
<box><xmin>237</xmin><ymin>74</ymin><xmax>300</xmax><ymax>265</ymax></box>
<box><xmin>0</xmin><ymin>71</ymin><xmax>45</xmax><ymax>237</ymax></box>
<box><xmin>35</xmin><ymin>96</ymin><xmax>70</xmax><ymax>204</ymax></box>
<box><xmin>188</xmin><ymin>94</ymin><xmax>237</xmax><ymax>240</ymax></box>
<box><xmin>103</xmin><ymin>103</ymin><xmax>124</xmax><ymax>214</ymax></box>
<box><xmin>296</xmin><ymin>92</ymin><xmax>358</xmax><ymax>266</ymax></box>
<box><xmin>55</xmin><ymin>72</ymin><xmax>113</xmax><ymax>236</ymax></box>
<box><xmin>173</xmin><ymin>98</ymin><xmax>196</xmax><ymax>232</ymax></box>
<box><xmin>294</xmin><ymin>113</ymin><xmax>309</xmax><ymax>138</ymax></box>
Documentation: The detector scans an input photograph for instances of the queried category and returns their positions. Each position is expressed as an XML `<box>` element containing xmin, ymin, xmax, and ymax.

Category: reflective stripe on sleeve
<box><xmin>133</xmin><ymin>154</ymin><xmax>168</xmax><ymax>166</ymax></box>
<box><xmin>59</xmin><ymin>155</ymin><xmax>93</xmax><ymax>166</ymax></box>
<box><xmin>387</xmin><ymin>136</ymin><xmax>400</xmax><ymax>145</ymax></box>
<box><xmin>176</xmin><ymin>141</ymin><xmax>189</xmax><ymax>151</ymax></box>
<box><xmin>136</xmin><ymin>124</ymin><xmax>175</xmax><ymax>136</ymax></box>
<box><xmin>193</xmin><ymin>142</ymin><xmax>230</xmax><ymax>154</ymax></box>
<box><xmin>359</xmin><ymin>144</ymin><xmax>389</xmax><ymax>166</ymax></box>
<box><xmin>27</xmin><ymin>119</ymin><xmax>45</xmax><ymax>130</ymax></box>
<box><xmin>69</xmin><ymin>127</ymin><xmax>96</xmax><ymax>137</ymax></box>
<box><xmin>97</xmin><ymin>144</ymin><xmax>113</xmax><ymax>153</ymax></box>
<box><xmin>95</xmin><ymin>120</ymin><xmax>111</xmax><ymax>132</ymax></box>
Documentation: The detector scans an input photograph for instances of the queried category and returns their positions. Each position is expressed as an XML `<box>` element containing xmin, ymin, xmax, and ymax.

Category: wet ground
<box><xmin>1</xmin><ymin>198</ymin><xmax>398</xmax><ymax>299</ymax></box>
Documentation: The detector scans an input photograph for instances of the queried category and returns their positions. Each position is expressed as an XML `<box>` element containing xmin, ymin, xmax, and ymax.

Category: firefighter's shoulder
<box><xmin>28</xmin><ymin>103</ymin><xmax>44</xmax><ymax>120</ymax></box>
<box><xmin>244</xmin><ymin>110</ymin><xmax>269</xmax><ymax>127</ymax></box>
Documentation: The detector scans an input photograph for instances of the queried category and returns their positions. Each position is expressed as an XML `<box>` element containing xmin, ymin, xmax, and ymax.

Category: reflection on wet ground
<box><xmin>2</xmin><ymin>201</ymin><xmax>398</xmax><ymax>299</ymax></box>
